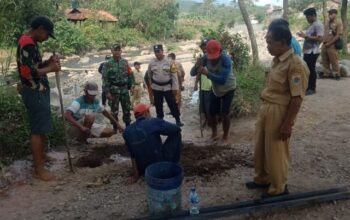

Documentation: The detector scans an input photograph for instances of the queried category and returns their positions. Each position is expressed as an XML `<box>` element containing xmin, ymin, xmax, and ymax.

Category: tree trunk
<box><xmin>341</xmin><ymin>0</ymin><xmax>348</xmax><ymax>54</ymax></box>
<box><xmin>282</xmin><ymin>0</ymin><xmax>288</xmax><ymax>21</ymax></box>
<box><xmin>322</xmin><ymin>1</ymin><xmax>327</xmax><ymax>26</ymax></box>
<box><xmin>238</xmin><ymin>0</ymin><xmax>259</xmax><ymax>65</ymax></box>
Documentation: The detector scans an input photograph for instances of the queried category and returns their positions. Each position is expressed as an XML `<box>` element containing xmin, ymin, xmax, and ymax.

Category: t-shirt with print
<box><xmin>67</xmin><ymin>96</ymin><xmax>105</xmax><ymax>121</ymax></box>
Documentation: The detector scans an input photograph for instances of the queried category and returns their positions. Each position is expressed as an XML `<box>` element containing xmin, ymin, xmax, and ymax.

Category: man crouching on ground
<box><xmin>65</xmin><ymin>81</ymin><xmax>123</xmax><ymax>144</ymax></box>
<box><xmin>123</xmin><ymin>103</ymin><xmax>182</xmax><ymax>184</ymax></box>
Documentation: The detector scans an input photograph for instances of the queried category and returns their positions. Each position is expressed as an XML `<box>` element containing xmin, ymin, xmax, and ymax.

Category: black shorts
<box><xmin>21</xmin><ymin>87</ymin><xmax>52</xmax><ymax>135</ymax></box>
<box><xmin>209</xmin><ymin>90</ymin><xmax>235</xmax><ymax>116</ymax></box>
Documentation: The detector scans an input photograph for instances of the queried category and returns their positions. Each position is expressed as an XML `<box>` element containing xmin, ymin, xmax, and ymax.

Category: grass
<box><xmin>232</xmin><ymin>64</ymin><xmax>266</xmax><ymax>117</ymax></box>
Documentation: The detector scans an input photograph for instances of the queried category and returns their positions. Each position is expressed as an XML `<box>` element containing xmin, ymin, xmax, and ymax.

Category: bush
<box><xmin>41</xmin><ymin>20</ymin><xmax>90</xmax><ymax>55</ymax></box>
<box><xmin>41</xmin><ymin>20</ymin><xmax>148</xmax><ymax>55</ymax></box>
<box><xmin>232</xmin><ymin>65</ymin><xmax>266</xmax><ymax>116</ymax></box>
<box><xmin>173</xmin><ymin>25</ymin><xmax>197</xmax><ymax>40</ymax></box>
<box><xmin>201</xmin><ymin>23</ymin><xmax>250</xmax><ymax>70</ymax></box>
<box><xmin>0</xmin><ymin>86</ymin><xmax>64</xmax><ymax>164</ymax></box>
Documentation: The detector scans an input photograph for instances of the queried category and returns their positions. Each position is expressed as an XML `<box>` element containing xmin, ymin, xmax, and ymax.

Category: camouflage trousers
<box><xmin>110</xmin><ymin>92</ymin><xmax>131</xmax><ymax>125</ymax></box>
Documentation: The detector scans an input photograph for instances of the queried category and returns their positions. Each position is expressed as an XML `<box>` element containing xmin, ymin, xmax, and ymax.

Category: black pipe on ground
<box><xmin>133</xmin><ymin>186</ymin><xmax>349</xmax><ymax>220</ymax></box>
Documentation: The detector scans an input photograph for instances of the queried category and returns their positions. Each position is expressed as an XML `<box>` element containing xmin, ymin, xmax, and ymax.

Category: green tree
<box><xmin>341</xmin><ymin>0</ymin><xmax>348</xmax><ymax>54</ymax></box>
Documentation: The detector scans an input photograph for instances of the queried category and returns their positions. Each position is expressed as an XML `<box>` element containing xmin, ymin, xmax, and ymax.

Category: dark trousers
<box><xmin>102</xmin><ymin>91</ymin><xmax>107</xmax><ymax>106</ymax></box>
<box><xmin>304</xmin><ymin>53</ymin><xmax>319</xmax><ymax>91</ymax></box>
<box><xmin>153</xmin><ymin>90</ymin><xmax>180</xmax><ymax>121</ymax></box>
<box><xmin>162</xmin><ymin>131</ymin><xmax>182</xmax><ymax>163</ymax></box>
<box><xmin>200</xmin><ymin>90</ymin><xmax>211</xmax><ymax>116</ymax></box>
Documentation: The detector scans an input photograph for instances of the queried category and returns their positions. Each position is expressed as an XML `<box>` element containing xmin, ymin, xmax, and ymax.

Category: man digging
<box><xmin>17</xmin><ymin>16</ymin><xmax>61</xmax><ymax>181</ymax></box>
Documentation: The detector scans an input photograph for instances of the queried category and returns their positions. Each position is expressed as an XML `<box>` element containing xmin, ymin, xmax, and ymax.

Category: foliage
<box><xmin>41</xmin><ymin>20</ymin><xmax>90</xmax><ymax>55</ymax></box>
<box><xmin>0</xmin><ymin>0</ymin><xmax>62</xmax><ymax>48</ymax></box>
<box><xmin>41</xmin><ymin>20</ymin><xmax>148</xmax><ymax>55</ymax></box>
<box><xmin>173</xmin><ymin>25</ymin><xmax>197</xmax><ymax>40</ymax></box>
<box><xmin>288</xmin><ymin>14</ymin><xmax>308</xmax><ymax>31</ymax></box>
<box><xmin>289</xmin><ymin>0</ymin><xmax>325</xmax><ymax>12</ymax></box>
<box><xmin>81</xmin><ymin>0</ymin><xmax>179</xmax><ymax>40</ymax></box>
<box><xmin>232</xmin><ymin>64</ymin><xmax>265</xmax><ymax>116</ymax></box>
<box><xmin>201</xmin><ymin>23</ymin><xmax>250</xmax><ymax>70</ymax></box>
<box><xmin>0</xmin><ymin>86</ymin><xmax>64</xmax><ymax>164</ymax></box>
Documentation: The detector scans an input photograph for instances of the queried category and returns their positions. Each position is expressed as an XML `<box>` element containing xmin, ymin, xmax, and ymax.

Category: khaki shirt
<box><xmin>133</xmin><ymin>68</ymin><xmax>144</xmax><ymax>85</ymax></box>
<box><xmin>324</xmin><ymin>19</ymin><xmax>343</xmax><ymax>43</ymax></box>
<box><xmin>261</xmin><ymin>49</ymin><xmax>309</xmax><ymax>106</ymax></box>
<box><xmin>147</xmin><ymin>57</ymin><xmax>179</xmax><ymax>91</ymax></box>
<box><xmin>175</xmin><ymin>61</ymin><xmax>185</xmax><ymax>88</ymax></box>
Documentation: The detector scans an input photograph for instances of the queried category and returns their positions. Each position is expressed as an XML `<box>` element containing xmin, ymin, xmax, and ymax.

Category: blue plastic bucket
<box><xmin>145</xmin><ymin>162</ymin><xmax>183</xmax><ymax>215</ymax></box>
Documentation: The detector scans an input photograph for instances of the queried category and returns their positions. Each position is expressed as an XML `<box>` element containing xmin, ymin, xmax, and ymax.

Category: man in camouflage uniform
<box><xmin>102</xmin><ymin>44</ymin><xmax>134</xmax><ymax>126</ymax></box>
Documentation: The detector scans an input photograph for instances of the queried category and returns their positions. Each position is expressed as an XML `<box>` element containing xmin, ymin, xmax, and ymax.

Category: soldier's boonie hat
<box><xmin>84</xmin><ymin>81</ymin><xmax>98</xmax><ymax>96</ymax></box>
<box><xmin>112</xmin><ymin>44</ymin><xmax>122</xmax><ymax>50</ymax></box>
<box><xmin>153</xmin><ymin>44</ymin><xmax>163</xmax><ymax>52</ymax></box>
<box><xmin>30</xmin><ymin>16</ymin><xmax>55</xmax><ymax>39</ymax></box>
<box><xmin>133</xmin><ymin>103</ymin><xmax>151</xmax><ymax>117</ymax></box>
<box><xmin>328</xmin><ymin>9</ymin><xmax>338</xmax><ymax>15</ymax></box>
<box><xmin>206</xmin><ymin>40</ymin><xmax>221</xmax><ymax>60</ymax></box>
<box><xmin>303</xmin><ymin>8</ymin><xmax>317</xmax><ymax>16</ymax></box>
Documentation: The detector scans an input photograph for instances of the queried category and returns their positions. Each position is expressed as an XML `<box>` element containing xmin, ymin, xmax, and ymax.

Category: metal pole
<box><xmin>54</xmin><ymin>52</ymin><xmax>74</xmax><ymax>172</ymax></box>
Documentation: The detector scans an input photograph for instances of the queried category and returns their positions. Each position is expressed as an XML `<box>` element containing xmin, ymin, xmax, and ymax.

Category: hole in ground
<box><xmin>75</xmin><ymin>143</ymin><xmax>253</xmax><ymax>177</ymax></box>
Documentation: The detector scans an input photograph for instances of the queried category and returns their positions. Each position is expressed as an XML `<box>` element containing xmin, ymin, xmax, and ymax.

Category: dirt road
<box><xmin>1</xmin><ymin>69</ymin><xmax>350</xmax><ymax>219</ymax></box>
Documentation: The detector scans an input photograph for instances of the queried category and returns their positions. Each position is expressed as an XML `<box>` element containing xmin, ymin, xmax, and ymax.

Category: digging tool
<box><xmin>199</xmin><ymin>74</ymin><xmax>203</xmax><ymax>138</ymax></box>
<box><xmin>53</xmin><ymin>51</ymin><xmax>74</xmax><ymax>172</ymax></box>
<box><xmin>198</xmin><ymin>55</ymin><xmax>203</xmax><ymax>138</ymax></box>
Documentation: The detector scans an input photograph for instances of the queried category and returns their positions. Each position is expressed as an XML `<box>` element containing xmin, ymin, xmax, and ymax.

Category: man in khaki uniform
<box><xmin>168</xmin><ymin>53</ymin><xmax>185</xmax><ymax>110</ymax></box>
<box><xmin>246</xmin><ymin>25</ymin><xmax>309</xmax><ymax>198</ymax></box>
<box><xmin>131</xmin><ymin>61</ymin><xmax>143</xmax><ymax>107</ymax></box>
<box><xmin>321</xmin><ymin>9</ymin><xmax>343</xmax><ymax>80</ymax></box>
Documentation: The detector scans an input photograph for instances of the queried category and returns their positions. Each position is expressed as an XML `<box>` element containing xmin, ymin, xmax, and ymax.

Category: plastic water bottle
<box><xmin>189</xmin><ymin>186</ymin><xmax>200</xmax><ymax>215</ymax></box>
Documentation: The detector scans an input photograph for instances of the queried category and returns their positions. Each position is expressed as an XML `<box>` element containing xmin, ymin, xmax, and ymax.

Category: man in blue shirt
<box><xmin>123</xmin><ymin>103</ymin><xmax>182</xmax><ymax>183</ymax></box>
<box><xmin>198</xmin><ymin>40</ymin><xmax>236</xmax><ymax>146</ymax></box>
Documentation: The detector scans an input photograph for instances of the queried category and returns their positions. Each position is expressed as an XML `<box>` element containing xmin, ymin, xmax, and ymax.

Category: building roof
<box><xmin>65</xmin><ymin>8</ymin><xmax>118</xmax><ymax>22</ymax></box>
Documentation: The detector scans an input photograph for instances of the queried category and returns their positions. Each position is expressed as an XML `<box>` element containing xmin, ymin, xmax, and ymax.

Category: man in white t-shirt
<box><xmin>65</xmin><ymin>81</ymin><xmax>123</xmax><ymax>143</ymax></box>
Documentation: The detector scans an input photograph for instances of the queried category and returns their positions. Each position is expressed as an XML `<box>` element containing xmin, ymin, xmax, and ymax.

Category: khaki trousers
<box><xmin>131</xmin><ymin>85</ymin><xmax>142</xmax><ymax>107</ymax></box>
<box><xmin>254</xmin><ymin>102</ymin><xmax>289</xmax><ymax>195</ymax></box>
<box><xmin>321</xmin><ymin>45</ymin><xmax>340</xmax><ymax>76</ymax></box>
<box><xmin>175</xmin><ymin>90</ymin><xmax>182</xmax><ymax>109</ymax></box>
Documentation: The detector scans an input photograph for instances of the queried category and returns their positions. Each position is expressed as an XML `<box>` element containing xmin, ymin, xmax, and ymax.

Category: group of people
<box><xmin>16</xmin><ymin>9</ymin><xmax>344</xmax><ymax>200</ymax></box>
<box><xmin>298</xmin><ymin>8</ymin><xmax>342</xmax><ymax>95</ymax></box>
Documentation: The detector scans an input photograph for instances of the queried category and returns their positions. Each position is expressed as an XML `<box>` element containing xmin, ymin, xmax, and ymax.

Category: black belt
<box><xmin>151</xmin><ymin>77</ymin><xmax>172</xmax><ymax>86</ymax></box>
<box><xmin>111</xmin><ymin>82</ymin><xmax>128</xmax><ymax>87</ymax></box>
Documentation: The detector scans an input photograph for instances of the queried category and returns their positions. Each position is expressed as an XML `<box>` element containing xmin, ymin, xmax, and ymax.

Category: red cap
<box><xmin>133</xmin><ymin>103</ymin><xmax>151</xmax><ymax>117</ymax></box>
<box><xmin>206</xmin><ymin>40</ymin><xmax>221</xmax><ymax>60</ymax></box>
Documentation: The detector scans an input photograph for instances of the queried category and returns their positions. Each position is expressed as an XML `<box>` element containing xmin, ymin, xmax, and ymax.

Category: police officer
<box><xmin>102</xmin><ymin>44</ymin><xmax>134</xmax><ymax>126</ymax></box>
<box><xmin>146</xmin><ymin>44</ymin><xmax>183</xmax><ymax>126</ymax></box>
<box><xmin>245</xmin><ymin>25</ymin><xmax>309</xmax><ymax>198</ymax></box>
<box><xmin>321</xmin><ymin>9</ymin><xmax>343</xmax><ymax>80</ymax></box>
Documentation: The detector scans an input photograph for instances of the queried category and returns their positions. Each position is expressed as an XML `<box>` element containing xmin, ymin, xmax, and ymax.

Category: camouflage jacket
<box><xmin>102</xmin><ymin>58</ymin><xmax>134</xmax><ymax>94</ymax></box>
